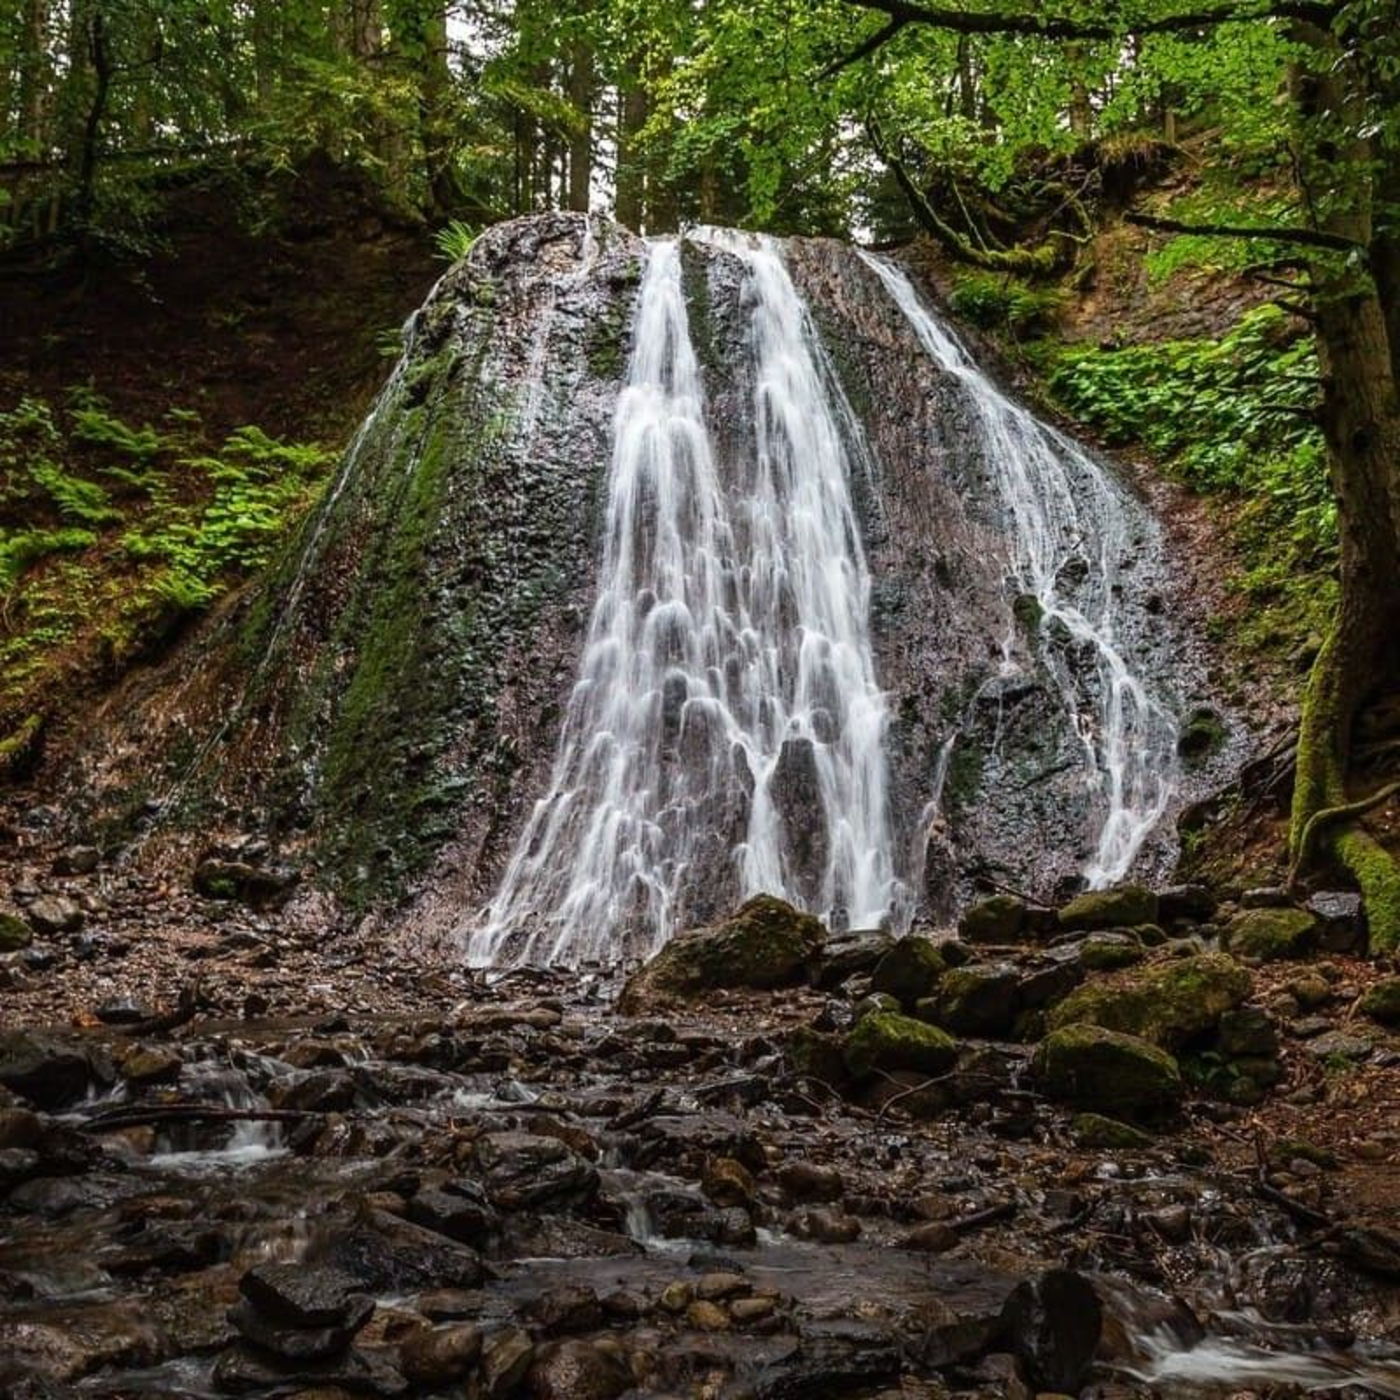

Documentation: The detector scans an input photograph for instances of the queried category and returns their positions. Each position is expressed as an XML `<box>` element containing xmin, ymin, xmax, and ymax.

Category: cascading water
<box><xmin>859</xmin><ymin>253</ymin><xmax>1180</xmax><ymax>887</ymax></box>
<box><xmin>471</xmin><ymin>234</ymin><xmax>900</xmax><ymax>966</ymax></box>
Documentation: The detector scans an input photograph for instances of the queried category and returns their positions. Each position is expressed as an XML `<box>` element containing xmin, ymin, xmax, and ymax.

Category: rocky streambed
<box><xmin>3</xmin><ymin>849</ymin><xmax>1400</xmax><ymax>1397</ymax></box>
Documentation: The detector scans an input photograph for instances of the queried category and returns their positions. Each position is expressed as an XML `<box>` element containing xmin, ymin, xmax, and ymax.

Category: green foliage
<box><xmin>1040</xmin><ymin>306</ymin><xmax>1336</xmax><ymax>657</ymax></box>
<box><xmin>1</xmin><ymin>390</ymin><xmax>333</xmax><ymax>726</ymax></box>
<box><xmin>433</xmin><ymin>219</ymin><xmax>478</xmax><ymax>263</ymax></box>
<box><xmin>948</xmin><ymin>272</ymin><xmax>1065</xmax><ymax>336</ymax></box>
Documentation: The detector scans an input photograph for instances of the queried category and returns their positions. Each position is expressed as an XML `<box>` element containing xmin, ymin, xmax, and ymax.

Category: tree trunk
<box><xmin>18</xmin><ymin>0</ymin><xmax>50</xmax><ymax>153</ymax></box>
<box><xmin>567</xmin><ymin>38</ymin><xmax>593</xmax><ymax>213</ymax></box>
<box><xmin>615</xmin><ymin>84</ymin><xmax>647</xmax><ymax>230</ymax></box>
<box><xmin>1287</xmin><ymin>23</ymin><xmax>1400</xmax><ymax>945</ymax></box>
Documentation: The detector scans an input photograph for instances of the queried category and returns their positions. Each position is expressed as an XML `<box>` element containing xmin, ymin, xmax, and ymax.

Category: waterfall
<box><xmin>859</xmin><ymin>252</ymin><xmax>1179</xmax><ymax>886</ymax></box>
<box><xmin>470</xmin><ymin>235</ymin><xmax>899</xmax><ymax>967</ymax></box>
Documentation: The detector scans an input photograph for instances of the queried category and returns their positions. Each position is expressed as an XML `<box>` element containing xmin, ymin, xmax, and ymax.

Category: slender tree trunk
<box><xmin>615</xmin><ymin>84</ymin><xmax>646</xmax><ymax>230</ymax></box>
<box><xmin>18</xmin><ymin>0</ymin><xmax>50</xmax><ymax>153</ymax></box>
<box><xmin>567</xmin><ymin>38</ymin><xmax>593</xmax><ymax>212</ymax></box>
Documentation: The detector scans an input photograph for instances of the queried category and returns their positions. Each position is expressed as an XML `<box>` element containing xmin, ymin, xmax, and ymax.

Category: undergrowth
<box><xmin>1035</xmin><ymin>304</ymin><xmax>1336</xmax><ymax>660</ymax></box>
<box><xmin>0</xmin><ymin>392</ymin><xmax>332</xmax><ymax>739</ymax></box>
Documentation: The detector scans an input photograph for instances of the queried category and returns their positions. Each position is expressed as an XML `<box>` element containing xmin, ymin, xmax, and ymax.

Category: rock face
<box><xmin>618</xmin><ymin>897</ymin><xmax>825</xmax><ymax>1013</ymax></box>
<box><xmin>54</xmin><ymin>212</ymin><xmax>1224</xmax><ymax>955</ymax></box>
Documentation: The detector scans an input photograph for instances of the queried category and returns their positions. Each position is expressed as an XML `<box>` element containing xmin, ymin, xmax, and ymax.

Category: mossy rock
<box><xmin>1032</xmin><ymin>1024</ymin><xmax>1183</xmax><ymax>1120</ymax></box>
<box><xmin>918</xmin><ymin>963</ymin><xmax>1020</xmax><ymax>1036</ymax></box>
<box><xmin>618</xmin><ymin>896</ymin><xmax>825</xmax><ymax>1013</ymax></box>
<box><xmin>1046</xmin><ymin>952</ymin><xmax>1251</xmax><ymax>1051</ymax></box>
<box><xmin>957</xmin><ymin>894</ymin><xmax>1027</xmax><ymax>944</ymax></box>
<box><xmin>787</xmin><ymin>1025</ymin><xmax>848</xmax><ymax>1084</ymax></box>
<box><xmin>1058</xmin><ymin>886</ymin><xmax>1158</xmax><ymax>932</ymax></box>
<box><xmin>1360</xmin><ymin>978</ymin><xmax>1400</xmax><ymax>1027</ymax></box>
<box><xmin>843</xmin><ymin>1011</ymin><xmax>958</xmax><ymax>1079</ymax></box>
<box><xmin>0</xmin><ymin>909</ymin><xmax>32</xmax><ymax>953</ymax></box>
<box><xmin>1079</xmin><ymin>933</ymin><xmax>1145</xmax><ymax>971</ymax></box>
<box><xmin>1070</xmin><ymin>1113</ymin><xmax>1154</xmax><ymax>1150</ymax></box>
<box><xmin>1222</xmin><ymin>907</ymin><xmax>1318</xmax><ymax>962</ymax></box>
<box><xmin>869</xmin><ymin>936</ymin><xmax>947</xmax><ymax>1007</ymax></box>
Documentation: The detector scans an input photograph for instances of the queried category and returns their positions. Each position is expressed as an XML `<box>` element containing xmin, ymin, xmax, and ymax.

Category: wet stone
<box><xmin>228</xmin><ymin>1294</ymin><xmax>374</xmax><ymax>1360</ymax></box>
<box><xmin>239</xmin><ymin>1262</ymin><xmax>372</xmax><ymax>1330</ymax></box>
<box><xmin>777</xmin><ymin>1159</ymin><xmax>843</xmax><ymax>1202</ymax></box>
<box><xmin>528</xmin><ymin>1338</ymin><xmax>632</xmax><ymax>1400</ymax></box>
<box><xmin>399</xmin><ymin>1321</ymin><xmax>482</xmax><ymax>1386</ymax></box>
<box><xmin>24</xmin><ymin>895</ymin><xmax>84</xmax><ymax>935</ymax></box>
<box><xmin>1306</xmin><ymin>1030</ymin><xmax>1373</xmax><ymax>1062</ymax></box>
<box><xmin>526</xmin><ymin>1285</ymin><xmax>604</xmax><ymax>1335</ymax></box>
<box><xmin>481</xmin><ymin>1326</ymin><xmax>535</xmax><ymax>1399</ymax></box>
<box><xmin>790</xmin><ymin>1205</ymin><xmax>861</xmax><ymax>1243</ymax></box>
<box><xmin>475</xmin><ymin>1132</ymin><xmax>599</xmax><ymax>1211</ymax></box>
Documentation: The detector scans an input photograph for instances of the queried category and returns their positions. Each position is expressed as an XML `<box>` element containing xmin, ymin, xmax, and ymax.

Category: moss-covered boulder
<box><xmin>618</xmin><ymin>896</ymin><xmax>824</xmax><ymax>1013</ymax></box>
<box><xmin>957</xmin><ymin>895</ymin><xmax>1028</xmax><ymax>944</ymax></box>
<box><xmin>1032</xmin><ymin>1025</ymin><xmax>1183</xmax><ymax>1119</ymax></box>
<box><xmin>869</xmin><ymin>936</ymin><xmax>946</xmax><ymax>1007</ymax></box>
<box><xmin>1046</xmin><ymin>952</ymin><xmax>1251</xmax><ymax>1051</ymax></box>
<box><xmin>919</xmin><ymin>963</ymin><xmax>1020</xmax><ymax>1036</ymax></box>
<box><xmin>787</xmin><ymin>1025</ymin><xmax>848</xmax><ymax>1084</ymax></box>
<box><xmin>1222</xmin><ymin>907</ymin><xmax>1318</xmax><ymax>962</ymax></box>
<box><xmin>843</xmin><ymin>1012</ymin><xmax>958</xmax><ymax>1078</ymax></box>
<box><xmin>1360</xmin><ymin>978</ymin><xmax>1400</xmax><ymax>1028</ymax></box>
<box><xmin>1079</xmin><ymin>933</ymin><xmax>1145</xmax><ymax>971</ymax></box>
<box><xmin>0</xmin><ymin>908</ymin><xmax>32</xmax><ymax>953</ymax></box>
<box><xmin>1070</xmin><ymin>1113</ymin><xmax>1154</xmax><ymax>1150</ymax></box>
<box><xmin>1058</xmin><ymin>885</ymin><xmax>1158</xmax><ymax>932</ymax></box>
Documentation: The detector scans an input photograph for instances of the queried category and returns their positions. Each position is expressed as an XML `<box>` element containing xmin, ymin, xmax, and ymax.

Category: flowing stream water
<box><xmin>859</xmin><ymin>253</ymin><xmax>1180</xmax><ymax>886</ymax></box>
<box><xmin>471</xmin><ymin>234</ymin><xmax>899</xmax><ymax>966</ymax></box>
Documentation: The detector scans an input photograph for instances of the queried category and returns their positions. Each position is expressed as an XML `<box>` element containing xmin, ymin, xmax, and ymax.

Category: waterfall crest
<box><xmin>858</xmin><ymin>253</ymin><xmax>1179</xmax><ymax>886</ymax></box>
<box><xmin>471</xmin><ymin>235</ymin><xmax>899</xmax><ymax>967</ymax></box>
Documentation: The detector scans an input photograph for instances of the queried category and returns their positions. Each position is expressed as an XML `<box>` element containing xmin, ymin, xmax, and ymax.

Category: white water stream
<box><xmin>860</xmin><ymin>254</ymin><xmax>1179</xmax><ymax>886</ymax></box>
<box><xmin>471</xmin><ymin>235</ymin><xmax>899</xmax><ymax>966</ymax></box>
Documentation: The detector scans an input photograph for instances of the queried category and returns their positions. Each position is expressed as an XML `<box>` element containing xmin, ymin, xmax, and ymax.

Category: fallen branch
<box><xmin>113</xmin><ymin>982</ymin><xmax>204</xmax><ymax>1038</ymax></box>
<box><xmin>82</xmin><ymin>1103</ymin><xmax>314</xmax><ymax>1133</ymax></box>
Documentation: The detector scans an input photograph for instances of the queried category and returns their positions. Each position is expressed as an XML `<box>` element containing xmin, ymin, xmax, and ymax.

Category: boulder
<box><xmin>193</xmin><ymin>857</ymin><xmax>299</xmax><ymax>906</ymax></box>
<box><xmin>528</xmin><ymin>1339</ymin><xmax>631</xmax><ymax>1400</ymax></box>
<box><xmin>24</xmin><ymin>895</ymin><xmax>84</xmax><ymax>935</ymax></box>
<box><xmin>481</xmin><ymin>1327</ymin><xmax>535</xmax><ymax>1400</ymax></box>
<box><xmin>475</xmin><ymin>1132</ymin><xmax>599</xmax><ymax>1211</ymax></box>
<box><xmin>1057</xmin><ymin>885</ymin><xmax>1157</xmax><ymax>932</ymax></box>
<box><xmin>1222</xmin><ymin>907</ymin><xmax>1318</xmax><ymax>962</ymax></box>
<box><xmin>816</xmin><ymin>927</ymin><xmax>895</xmax><ymax>988</ymax></box>
<box><xmin>1157</xmin><ymin>884</ymin><xmax>1217</xmax><ymax>924</ymax></box>
<box><xmin>1307</xmin><ymin>890</ymin><xmax>1367</xmax><ymax>951</ymax></box>
<box><xmin>918</xmin><ymin>963</ymin><xmax>1019</xmax><ymax>1036</ymax></box>
<box><xmin>0</xmin><ymin>907</ymin><xmax>32</xmax><ymax>952</ymax></box>
<box><xmin>238</xmin><ymin>1262</ymin><xmax>371</xmax><ymax>1330</ymax></box>
<box><xmin>868</xmin><ymin>935</ymin><xmax>946</xmax><ymax>1006</ymax></box>
<box><xmin>1032</xmin><ymin>1025</ymin><xmax>1183</xmax><ymax>1119</ymax></box>
<box><xmin>958</xmin><ymin>894</ymin><xmax>1028</xmax><ymax>944</ymax></box>
<box><xmin>1079</xmin><ymin>932</ymin><xmax>1145</xmax><ymax>971</ymax></box>
<box><xmin>1361</xmin><ymin>978</ymin><xmax>1400</xmax><ymax>1027</ymax></box>
<box><xmin>843</xmin><ymin>1011</ymin><xmax>958</xmax><ymax>1078</ymax></box>
<box><xmin>1046</xmin><ymin>952</ymin><xmax>1251</xmax><ymax>1051</ymax></box>
<box><xmin>0</xmin><ymin>1031</ymin><xmax>114</xmax><ymax>1109</ymax></box>
<box><xmin>400</xmin><ymin>1323</ymin><xmax>482</xmax><ymax>1386</ymax></box>
<box><xmin>999</xmin><ymin>1268</ymin><xmax>1102</xmax><ymax>1393</ymax></box>
<box><xmin>618</xmin><ymin>896</ymin><xmax>824</xmax><ymax>1013</ymax></box>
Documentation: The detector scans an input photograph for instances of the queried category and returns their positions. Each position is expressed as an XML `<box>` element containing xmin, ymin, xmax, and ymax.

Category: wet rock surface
<box><xmin>2</xmin><ymin>871</ymin><xmax>1400</xmax><ymax>1398</ymax></box>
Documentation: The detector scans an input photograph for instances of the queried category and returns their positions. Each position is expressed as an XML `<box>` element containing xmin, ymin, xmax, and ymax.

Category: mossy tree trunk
<box><xmin>1287</xmin><ymin>20</ymin><xmax>1400</xmax><ymax>946</ymax></box>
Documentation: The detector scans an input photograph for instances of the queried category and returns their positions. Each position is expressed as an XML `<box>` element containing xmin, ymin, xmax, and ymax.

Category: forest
<box><xmin>3</xmin><ymin>3</ymin><xmax>1400</xmax><ymax>1398</ymax></box>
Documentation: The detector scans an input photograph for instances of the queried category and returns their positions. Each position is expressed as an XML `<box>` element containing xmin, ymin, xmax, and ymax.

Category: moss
<box><xmin>0</xmin><ymin>713</ymin><xmax>45</xmax><ymax>782</ymax></box>
<box><xmin>1360</xmin><ymin>978</ymin><xmax>1400</xmax><ymax>1026</ymax></box>
<box><xmin>1177</xmin><ymin>706</ymin><xmax>1227</xmax><ymax>765</ymax></box>
<box><xmin>0</xmin><ymin>911</ymin><xmax>32</xmax><ymax>952</ymax></box>
<box><xmin>617</xmin><ymin>896</ymin><xmax>826</xmax><ymax>1012</ymax></box>
<box><xmin>1047</xmin><ymin>951</ymin><xmax>1251</xmax><ymax>1050</ymax></box>
<box><xmin>1337</xmin><ymin>827</ymin><xmax>1400</xmax><ymax>952</ymax></box>
<box><xmin>1032</xmin><ymin>1024</ymin><xmax>1183</xmax><ymax>1120</ymax></box>
<box><xmin>1012</xmin><ymin>592</ymin><xmax>1044</xmax><ymax>636</ymax></box>
<box><xmin>1071</xmin><ymin>1112</ymin><xmax>1154</xmax><ymax>1149</ymax></box>
<box><xmin>958</xmin><ymin>894</ymin><xmax>1027</xmax><ymax>943</ymax></box>
<box><xmin>869</xmin><ymin>936</ymin><xmax>947</xmax><ymax>1006</ymax></box>
<box><xmin>1058</xmin><ymin>885</ymin><xmax>1158</xmax><ymax>931</ymax></box>
<box><xmin>942</xmin><ymin>740</ymin><xmax>985</xmax><ymax>822</ymax></box>
<box><xmin>1079</xmin><ymin>934</ymin><xmax>1146</xmax><ymax>971</ymax></box>
<box><xmin>1221</xmin><ymin>907</ymin><xmax>1318</xmax><ymax>962</ymax></box>
<box><xmin>843</xmin><ymin>1011</ymin><xmax>958</xmax><ymax>1078</ymax></box>
<box><xmin>585</xmin><ymin>297</ymin><xmax>630</xmax><ymax>380</ymax></box>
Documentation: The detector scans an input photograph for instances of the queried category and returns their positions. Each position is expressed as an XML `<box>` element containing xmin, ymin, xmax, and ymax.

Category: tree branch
<box><xmin>1126</xmin><ymin>210</ymin><xmax>1365</xmax><ymax>255</ymax></box>
<box><xmin>837</xmin><ymin>0</ymin><xmax>1339</xmax><ymax>54</ymax></box>
<box><xmin>823</xmin><ymin>17</ymin><xmax>908</xmax><ymax>75</ymax></box>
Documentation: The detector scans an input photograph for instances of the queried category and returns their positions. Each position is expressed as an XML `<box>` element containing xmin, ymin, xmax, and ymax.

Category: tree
<box><xmin>820</xmin><ymin>0</ymin><xmax>1400</xmax><ymax>942</ymax></box>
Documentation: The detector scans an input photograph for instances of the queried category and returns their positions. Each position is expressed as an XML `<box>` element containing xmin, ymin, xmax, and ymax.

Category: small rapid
<box><xmin>859</xmin><ymin>253</ymin><xmax>1179</xmax><ymax>887</ymax></box>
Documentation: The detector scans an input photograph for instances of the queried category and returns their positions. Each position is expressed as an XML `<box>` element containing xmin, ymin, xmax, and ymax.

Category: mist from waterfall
<box><xmin>470</xmin><ymin>235</ymin><xmax>899</xmax><ymax>966</ymax></box>
<box><xmin>859</xmin><ymin>252</ymin><xmax>1179</xmax><ymax>887</ymax></box>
